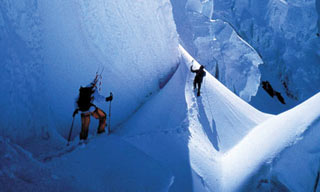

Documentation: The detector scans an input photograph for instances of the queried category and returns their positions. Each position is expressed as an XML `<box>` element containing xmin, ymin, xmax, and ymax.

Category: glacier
<box><xmin>1</xmin><ymin>0</ymin><xmax>320</xmax><ymax>192</ymax></box>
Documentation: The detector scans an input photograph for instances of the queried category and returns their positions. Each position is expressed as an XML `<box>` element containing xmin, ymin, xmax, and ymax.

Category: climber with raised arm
<box><xmin>190</xmin><ymin>61</ymin><xmax>206</xmax><ymax>97</ymax></box>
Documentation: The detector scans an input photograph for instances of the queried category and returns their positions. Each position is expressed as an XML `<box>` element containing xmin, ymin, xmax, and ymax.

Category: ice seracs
<box><xmin>212</xmin><ymin>0</ymin><xmax>320</xmax><ymax>113</ymax></box>
<box><xmin>170</xmin><ymin>0</ymin><xmax>263</xmax><ymax>102</ymax></box>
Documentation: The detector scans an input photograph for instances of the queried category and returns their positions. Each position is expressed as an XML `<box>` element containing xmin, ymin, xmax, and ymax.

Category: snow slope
<box><xmin>1</xmin><ymin>43</ymin><xmax>319</xmax><ymax>191</ymax></box>
<box><xmin>4</xmin><ymin>44</ymin><xmax>266</xmax><ymax>191</ymax></box>
<box><xmin>0</xmin><ymin>136</ymin><xmax>75</xmax><ymax>192</ymax></box>
<box><xmin>47</xmin><ymin>135</ymin><xmax>174</xmax><ymax>192</ymax></box>
<box><xmin>115</xmin><ymin>45</ymin><xmax>320</xmax><ymax>191</ymax></box>
<box><xmin>222</xmin><ymin>93</ymin><xmax>320</xmax><ymax>191</ymax></box>
<box><xmin>0</xmin><ymin>135</ymin><xmax>174</xmax><ymax>192</ymax></box>
<box><xmin>116</xmin><ymin>45</ymin><xmax>270</xmax><ymax>191</ymax></box>
<box><xmin>1</xmin><ymin>1</ymin><xmax>320</xmax><ymax>190</ymax></box>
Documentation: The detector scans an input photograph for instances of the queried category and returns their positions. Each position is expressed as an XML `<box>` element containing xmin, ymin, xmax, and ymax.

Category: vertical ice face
<box><xmin>0</xmin><ymin>0</ymin><xmax>48</xmax><ymax>142</ymax></box>
<box><xmin>170</xmin><ymin>0</ymin><xmax>263</xmax><ymax>102</ymax></box>
<box><xmin>0</xmin><ymin>1</ymin><xmax>179</xmax><ymax>145</ymax></box>
<box><xmin>213</xmin><ymin>0</ymin><xmax>320</xmax><ymax>112</ymax></box>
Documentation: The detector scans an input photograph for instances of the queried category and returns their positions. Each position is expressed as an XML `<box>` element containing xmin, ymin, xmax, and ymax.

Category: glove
<box><xmin>106</xmin><ymin>92</ymin><xmax>113</xmax><ymax>102</ymax></box>
<box><xmin>106</xmin><ymin>95</ymin><xmax>113</xmax><ymax>102</ymax></box>
<box><xmin>73</xmin><ymin>109</ymin><xmax>78</xmax><ymax>117</ymax></box>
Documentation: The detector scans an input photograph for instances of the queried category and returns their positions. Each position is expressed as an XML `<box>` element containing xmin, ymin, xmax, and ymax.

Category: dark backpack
<box><xmin>195</xmin><ymin>69</ymin><xmax>206</xmax><ymax>82</ymax></box>
<box><xmin>77</xmin><ymin>86</ymin><xmax>94</xmax><ymax>111</ymax></box>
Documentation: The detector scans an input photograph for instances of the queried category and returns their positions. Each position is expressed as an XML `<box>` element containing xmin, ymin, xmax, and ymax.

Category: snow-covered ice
<box><xmin>222</xmin><ymin>92</ymin><xmax>320</xmax><ymax>191</ymax></box>
<box><xmin>1</xmin><ymin>0</ymin><xmax>320</xmax><ymax>191</ymax></box>
<box><xmin>3</xmin><ymin>45</ymin><xmax>314</xmax><ymax>191</ymax></box>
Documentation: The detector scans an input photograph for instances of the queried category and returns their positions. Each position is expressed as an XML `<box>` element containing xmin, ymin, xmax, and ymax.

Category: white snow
<box><xmin>222</xmin><ymin>92</ymin><xmax>320</xmax><ymax>191</ymax></box>
<box><xmin>115</xmin><ymin>45</ymin><xmax>270</xmax><ymax>191</ymax></box>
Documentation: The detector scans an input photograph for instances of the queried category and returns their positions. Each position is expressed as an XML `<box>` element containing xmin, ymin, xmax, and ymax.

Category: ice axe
<box><xmin>67</xmin><ymin>116</ymin><xmax>75</xmax><ymax>146</ymax></box>
<box><xmin>106</xmin><ymin>92</ymin><xmax>113</xmax><ymax>134</ymax></box>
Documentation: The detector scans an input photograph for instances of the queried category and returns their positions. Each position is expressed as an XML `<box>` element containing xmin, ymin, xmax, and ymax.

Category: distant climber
<box><xmin>261</xmin><ymin>81</ymin><xmax>285</xmax><ymax>104</ymax></box>
<box><xmin>190</xmin><ymin>62</ymin><xmax>206</xmax><ymax>97</ymax></box>
<box><xmin>73</xmin><ymin>74</ymin><xmax>113</xmax><ymax>141</ymax></box>
<box><xmin>262</xmin><ymin>81</ymin><xmax>274</xmax><ymax>97</ymax></box>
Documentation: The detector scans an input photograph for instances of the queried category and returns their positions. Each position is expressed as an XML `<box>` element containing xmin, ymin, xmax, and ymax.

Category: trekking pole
<box><xmin>108</xmin><ymin>92</ymin><xmax>112</xmax><ymax>134</ymax></box>
<box><xmin>67</xmin><ymin>117</ymin><xmax>75</xmax><ymax>146</ymax></box>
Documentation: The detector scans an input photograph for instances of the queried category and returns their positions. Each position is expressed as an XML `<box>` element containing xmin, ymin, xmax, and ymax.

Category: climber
<box><xmin>190</xmin><ymin>62</ymin><xmax>206</xmax><ymax>97</ymax></box>
<box><xmin>261</xmin><ymin>81</ymin><xmax>286</xmax><ymax>104</ymax></box>
<box><xmin>72</xmin><ymin>75</ymin><xmax>113</xmax><ymax>140</ymax></box>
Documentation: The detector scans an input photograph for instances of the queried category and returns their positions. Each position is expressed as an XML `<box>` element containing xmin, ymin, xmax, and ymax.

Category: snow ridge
<box><xmin>115</xmin><ymin>45</ymin><xmax>270</xmax><ymax>191</ymax></box>
<box><xmin>222</xmin><ymin>92</ymin><xmax>320</xmax><ymax>191</ymax></box>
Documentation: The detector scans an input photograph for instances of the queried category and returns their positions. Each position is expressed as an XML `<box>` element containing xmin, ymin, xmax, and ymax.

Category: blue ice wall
<box><xmin>0</xmin><ymin>0</ymin><xmax>179</xmax><ymax>146</ymax></box>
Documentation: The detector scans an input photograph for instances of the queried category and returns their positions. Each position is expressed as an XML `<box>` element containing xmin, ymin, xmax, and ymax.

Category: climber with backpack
<box><xmin>72</xmin><ymin>73</ymin><xmax>113</xmax><ymax>141</ymax></box>
<box><xmin>190</xmin><ymin>61</ymin><xmax>206</xmax><ymax>97</ymax></box>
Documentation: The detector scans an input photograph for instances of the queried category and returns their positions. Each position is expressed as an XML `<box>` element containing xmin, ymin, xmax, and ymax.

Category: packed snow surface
<box><xmin>116</xmin><ymin>46</ymin><xmax>270</xmax><ymax>191</ymax></box>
